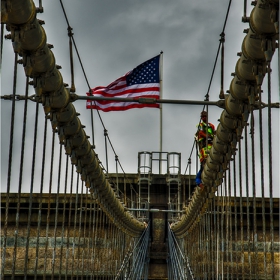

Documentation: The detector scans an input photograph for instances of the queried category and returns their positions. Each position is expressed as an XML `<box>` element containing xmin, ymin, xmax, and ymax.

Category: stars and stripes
<box><xmin>86</xmin><ymin>55</ymin><xmax>160</xmax><ymax>112</ymax></box>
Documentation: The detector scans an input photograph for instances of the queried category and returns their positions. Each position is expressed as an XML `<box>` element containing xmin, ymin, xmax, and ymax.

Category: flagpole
<box><xmin>159</xmin><ymin>51</ymin><xmax>163</xmax><ymax>174</ymax></box>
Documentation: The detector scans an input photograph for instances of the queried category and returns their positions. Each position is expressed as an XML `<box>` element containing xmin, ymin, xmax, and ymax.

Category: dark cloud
<box><xmin>1</xmin><ymin>0</ymin><xmax>278</xmax><ymax>194</ymax></box>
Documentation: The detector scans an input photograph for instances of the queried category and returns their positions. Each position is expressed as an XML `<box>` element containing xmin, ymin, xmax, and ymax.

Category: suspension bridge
<box><xmin>1</xmin><ymin>0</ymin><xmax>279</xmax><ymax>279</ymax></box>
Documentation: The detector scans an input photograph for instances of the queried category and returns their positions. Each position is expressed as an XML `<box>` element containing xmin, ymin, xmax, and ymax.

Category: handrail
<box><xmin>2</xmin><ymin>0</ymin><xmax>145</xmax><ymax>237</ymax></box>
<box><xmin>171</xmin><ymin>0</ymin><xmax>279</xmax><ymax>237</ymax></box>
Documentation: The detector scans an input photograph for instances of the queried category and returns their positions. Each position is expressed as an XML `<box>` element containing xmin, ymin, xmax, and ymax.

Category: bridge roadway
<box><xmin>1</xmin><ymin>0</ymin><xmax>279</xmax><ymax>278</ymax></box>
<box><xmin>1</xmin><ymin>173</ymin><xmax>279</xmax><ymax>279</ymax></box>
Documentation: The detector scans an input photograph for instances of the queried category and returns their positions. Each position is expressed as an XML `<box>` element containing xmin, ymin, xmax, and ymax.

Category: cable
<box><xmin>184</xmin><ymin>0</ymin><xmax>232</xmax><ymax>175</ymax></box>
<box><xmin>58</xmin><ymin>0</ymin><xmax>135</xmax><ymax>188</ymax></box>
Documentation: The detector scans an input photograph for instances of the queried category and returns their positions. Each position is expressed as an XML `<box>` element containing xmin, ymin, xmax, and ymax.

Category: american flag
<box><xmin>86</xmin><ymin>55</ymin><xmax>160</xmax><ymax>112</ymax></box>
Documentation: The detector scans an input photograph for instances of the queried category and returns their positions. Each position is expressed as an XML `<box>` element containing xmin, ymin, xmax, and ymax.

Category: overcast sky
<box><xmin>1</xmin><ymin>0</ymin><xmax>279</xmax><ymax>195</ymax></box>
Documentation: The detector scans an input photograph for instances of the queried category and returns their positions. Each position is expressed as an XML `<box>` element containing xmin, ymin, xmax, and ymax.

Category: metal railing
<box><xmin>115</xmin><ymin>223</ymin><xmax>150</xmax><ymax>280</ymax></box>
<box><xmin>167</xmin><ymin>224</ymin><xmax>194</xmax><ymax>280</ymax></box>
